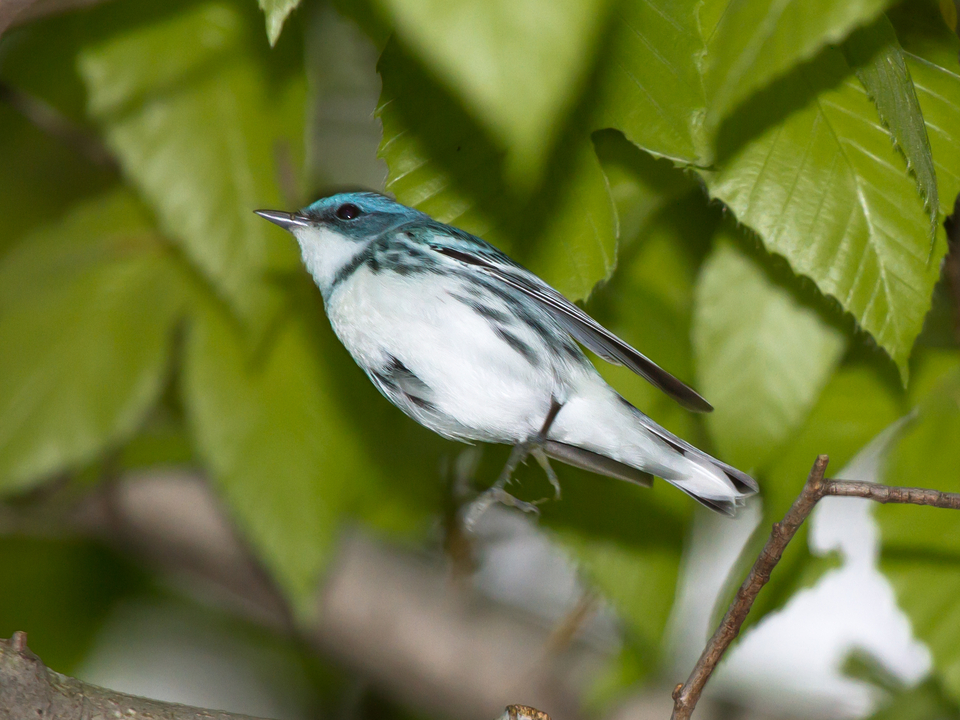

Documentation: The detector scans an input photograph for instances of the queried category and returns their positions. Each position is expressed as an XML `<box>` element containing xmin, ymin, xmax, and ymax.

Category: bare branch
<box><xmin>822</xmin><ymin>479</ymin><xmax>960</xmax><ymax>508</ymax></box>
<box><xmin>0</xmin><ymin>631</ymin><xmax>269</xmax><ymax>720</ymax></box>
<box><xmin>671</xmin><ymin>454</ymin><xmax>960</xmax><ymax>720</ymax></box>
<box><xmin>0</xmin><ymin>80</ymin><xmax>118</xmax><ymax>170</ymax></box>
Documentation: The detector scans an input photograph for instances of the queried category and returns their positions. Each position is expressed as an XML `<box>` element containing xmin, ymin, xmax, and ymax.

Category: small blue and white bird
<box><xmin>256</xmin><ymin>192</ymin><xmax>757</xmax><ymax>515</ymax></box>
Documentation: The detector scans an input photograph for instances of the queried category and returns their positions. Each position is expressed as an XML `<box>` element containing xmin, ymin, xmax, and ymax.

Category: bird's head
<box><xmin>256</xmin><ymin>192</ymin><xmax>427</xmax><ymax>296</ymax></box>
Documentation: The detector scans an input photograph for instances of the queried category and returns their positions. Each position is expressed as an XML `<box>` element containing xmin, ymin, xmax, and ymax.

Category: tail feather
<box><xmin>547</xmin><ymin>387</ymin><xmax>758</xmax><ymax>515</ymax></box>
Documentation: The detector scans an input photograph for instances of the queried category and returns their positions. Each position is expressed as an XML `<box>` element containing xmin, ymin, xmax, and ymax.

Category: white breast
<box><xmin>326</xmin><ymin>267</ymin><xmax>566</xmax><ymax>442</ymax></box>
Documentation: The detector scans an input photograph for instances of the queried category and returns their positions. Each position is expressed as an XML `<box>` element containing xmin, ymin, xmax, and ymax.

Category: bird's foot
<box><xmin>533</xmin><ymin>448</ymin><xmax>561</xmax><ymax>501</ymax></box>
<box><xmin>463</xmin><ymin>438</ymin><xmax>563</xmax><ymax>528</ymax></box>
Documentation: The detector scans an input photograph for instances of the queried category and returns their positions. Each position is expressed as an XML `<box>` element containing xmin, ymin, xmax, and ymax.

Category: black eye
<box><xmin>335</xmin><ymin>203</ymin><xmax>362</xmax><ymax>220</ymax></box>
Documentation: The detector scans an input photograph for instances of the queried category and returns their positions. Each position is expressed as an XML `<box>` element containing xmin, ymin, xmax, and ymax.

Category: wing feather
<box><xmin>432</xmin><ymin>243</ymin><xmax>713</xmax><ymax>413</ymax></box>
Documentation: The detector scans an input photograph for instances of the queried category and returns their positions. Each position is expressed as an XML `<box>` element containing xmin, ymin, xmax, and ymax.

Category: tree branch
<box><xmin>0</xmin><ymin>631</ymin><xmax>269</xmax><ymax>720</ymax></box>
<box><xmin>671</xmin><ymin>454</ymin><xmax>960</xmax><ymax>720</ymax></box>
<box><xmin>1</xmin><ymin>631</ymin><xmax>554</xmax><ymax>720</ymax></box>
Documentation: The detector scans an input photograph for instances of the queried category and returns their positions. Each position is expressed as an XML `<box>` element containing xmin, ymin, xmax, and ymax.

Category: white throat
<box><xmin>293</xmin><ymin>225</ymin><xmax>367</xmax><ymax>298</ymax></box>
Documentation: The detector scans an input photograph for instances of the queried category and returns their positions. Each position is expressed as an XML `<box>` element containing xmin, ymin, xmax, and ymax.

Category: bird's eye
<box><xmin>335</xmin><ymin>203</ymin><xmax>362</xmax><ymax>220</ymax></box>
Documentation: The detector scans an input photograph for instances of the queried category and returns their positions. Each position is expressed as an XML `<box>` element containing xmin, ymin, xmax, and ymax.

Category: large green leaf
<box><xmin>78</xmin><ymin>3</ymin><xmax>301</xmax><ymax>331</ymax></box>
<box><xmin>703</xmin><ymin>47</ymin><xmax>946</xmax><ymax>379</ymax></box>
<box><xmin>878</xmin><ymin>353</ymin><xmax>960</xmax><ymax>702</ymax></box>
<box><xmin>702</xmin><ymin>0</ymin><xmax>894</xmax><ymax>130</ymax></box>
<box><xmin>377</xmin><ymin>41</ymin><xmax>616</xmax><ymax>300</ymax></box>
<box><xmin>693</xmin><ymin>237</ymin><xmax>846</xmax><ymax>472</ymax></box>
<box><xmin>375</xmin><ymin>0</ymin><xmax>612</xmax><ymax>184</ymax></box>
<box><xmin>592</xmin><ymin>0</ymin><xmax>708</xmax><ymax>165</ymax></box>
<box><xmin>843</xmin><ymin>17</ymin><xmax>939</xmax><ymax>239</ymax></box>
<box><xmin>181</xmin><ymin>300</ymin><xmax>386</xmax><ymax>613</ymax></box>
<box><xmin>0</xmin><ymin>190</ymin><xmax>185</xmax><ymax>493</ymax></box>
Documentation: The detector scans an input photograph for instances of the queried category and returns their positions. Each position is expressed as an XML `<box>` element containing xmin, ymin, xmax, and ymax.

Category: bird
<box><xmin>255</xmin><ymin>192</ymin><xmax>757</xmax><ymax>516</ymax></box>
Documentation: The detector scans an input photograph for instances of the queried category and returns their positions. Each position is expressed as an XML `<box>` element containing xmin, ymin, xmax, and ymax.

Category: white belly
<box><xmin>326</xmin><ymin>267</ymin><xmax>563</xmax><ymax>442</ymax></box>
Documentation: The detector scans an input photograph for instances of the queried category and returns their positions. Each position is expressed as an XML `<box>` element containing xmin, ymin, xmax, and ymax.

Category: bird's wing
<box><xmin>428</xmin><ymin>236</ymin><xmax>713</xmax><ymax>413</ymax></box>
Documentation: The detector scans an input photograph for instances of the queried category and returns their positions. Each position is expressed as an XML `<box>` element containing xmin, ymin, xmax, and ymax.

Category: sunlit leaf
<box><xmin>703</xmin><ymin>0</ymin><xmax>894</xmax><ymax>130</ymax></box>
<box><xmin>375</xmin><ymin>0</ymin><xmax>612</xmax><ymax>184</ymax></box>
<box><xmin>258</xmin><ymin>0</ymin><xmax>299</xmax><ymax>45</ymax></box>
<box><xmin>703</xmin><ymin>47</ymin><xmax>945</xmax><ymax>379</ymax></box>
<box><xmin>78</xmin><ymin>3</ymin><xmax>301</xmax><ymax>331</ymax></box>
<box><xmin>0</xmin><ymin>190</ymin><xmax>185</xmax><ymax>493</ymax></box>
<box><xmin>593</xmin><ymin>0</ymin><xmax>708</xmax><ymax>165</ymax></box>
<box><xmin>693</xmin><ymin>238</ymin><xmax>846</xmax><ymax>472</ymax></box>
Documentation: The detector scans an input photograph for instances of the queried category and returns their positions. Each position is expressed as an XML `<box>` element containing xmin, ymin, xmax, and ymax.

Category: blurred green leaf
<box><xmin>306</xmin><ymin>2</ymin><xmax>386</xmax><ymax>193</ymax></box>
<box><xmin>181</xmin><ymin>299</ymin><xmax>384</xmax><ymax>614</ymax></box>
<box><xmin>0</xmin><ymin>103</ymin><xmax>116</xmax><ymax>254</ymax></box>
<box><xmin>845</xmin><ymin>649</ymin><xmax>960</xmax><ymax>720</ymax></box>
<box><xmin>702</xmin><ymin>0</ymin><xmax>894</xmax><ymax>131</ymax></box>
<box><xmin>718</xmin><ymin>366</ymin><xmax>902</xmax><ymax>633</ymax></box>
<box><xmin>593</xmin><ymin>131</ymin><xmax>700</xmax><ymax>251</ymax></box>
<box><xmin>878</xmin><ymin>353</ymin><xmax>960</xmax><ymax>702</ymax></box>
<box><xmin>78</xmin><ymin>3</ymin><xmax>301</xmax><ymax>332</ymax></box>
<box><xmin>376</xmin><ymin>42</ymin><xmax>617</xmax><ymax>301</ymax></box>
<box><xmin>258</xmin><ymin>0</ymin><xmax>300</xmax><ymax>46</ymax></box>
<box><xmin>844</xmin><ymin>17</ymin><xmax>939</xmax><ymax>240</ymax></box>
<box><xmin>703</xmin><ymin>47</ymin><xmax>947</xmax><ymax>379</ymax></box>
<box><xmin>0</xmin><ymin>538</ymin><xmax>140</xmax><ymax>673</ymax></box>
<box><xmin>592</xmin><ymin>0</ymin><xmax>708</xmax><ymax>165</ymax></box>
<box><xmin>376</xmin><ymin>0</ymin><xmax>612</xmax><ymax>185</ymax></box>
<box><xmin>560</xmin><ymin>532</ymin><xmax>679</xmax><ymax>663</ymax></box>
<box><xmin>693</xmin><ymin>237</ymin><xmax>846</xmax><ymax>472</ymax></box>
<box><xmin>0</xmin><ymin>190</ymin><xmax>185</xmax><ymax>493</ymax></box>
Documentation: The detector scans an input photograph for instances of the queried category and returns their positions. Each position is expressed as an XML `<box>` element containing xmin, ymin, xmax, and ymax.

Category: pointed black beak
<box><xmin>254</xmin><ymin>209</ymin><xmax>311</xmax><ymax>231</ymax></box>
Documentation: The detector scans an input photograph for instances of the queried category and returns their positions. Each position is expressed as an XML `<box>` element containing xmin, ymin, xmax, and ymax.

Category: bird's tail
<box><xmin>546</xmin><ymin>387</ymin><xmax>758</xmax><ymax>515</ymax></box>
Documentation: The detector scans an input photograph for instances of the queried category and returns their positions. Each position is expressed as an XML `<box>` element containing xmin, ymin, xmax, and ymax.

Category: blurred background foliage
<box><xmin>1</xmin><ymin>0</ymin><xmax>960</xmax><ymax>718</ymax></box>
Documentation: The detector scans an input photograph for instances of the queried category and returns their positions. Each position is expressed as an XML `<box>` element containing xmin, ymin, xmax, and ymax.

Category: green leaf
<box><xmin>703</xmin><ymin>0</ymin><xmax>894</xmax><ymax>130</ymax></box>
<box><xmin>376</xmin><ymin>41</ymin><xmax>617</xmax><ymax>300</ymax></box>
<box><xmin>181</xmin><ymin>300</ymin><xmax>385</xmax><ymax>614</ymax></box>
<box><xmin>592</xmin><ymin>0</ymin><xmax>708</xmax><ymax>165</ymax></box>
<box><xmin>693</xmin><ymin>237</ymin><xmax>846</xmax><ymax>472</ymax></box>
<box><xmin>888</xmin><ymin>3</ymin><xmax>960</xmax><ymax>223</ymax></box>
<box><xmin>375</xmin><ymin>0</ymin><xmax>613</xmax><ymax>184</ymax></box>
<box><xmin>0</xmin><ymin>190</ymin><xmax>185</xmax><ymax>493</ymax></box>
<box><xmin>703</xmin><ymin>47</ymin><xmax>946</xmax><ymax>379</ymax></box>
<box><xmin>258</xmin><ymin>0</ymin><xmax>299</xmax><ymax>45</ymax></box>
<box><xmin>844</xmin><ymin>16</ymin><xmax>939</xmax><ymax>240</ymax></box>
<box><xmin>878</xmin><ymin>353</ymin><xmax>960</xmax><ymax>702</ymax></box>
<box><xmin>78</xmin><ymin>3</ymin><xmax>301</xmax><ymax>331</ymax></box>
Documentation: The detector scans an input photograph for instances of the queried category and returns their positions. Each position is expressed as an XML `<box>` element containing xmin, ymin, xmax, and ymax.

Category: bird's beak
<box><xmin>254</xmin><ymin>209</ymin><xmax>311</xmax><ymax>231</ymax></box>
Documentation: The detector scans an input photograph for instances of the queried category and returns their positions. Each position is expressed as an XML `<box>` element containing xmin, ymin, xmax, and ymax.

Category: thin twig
<box><xmin>0</xmin><ymin>79</ymin><xmax>118</xmax><ymax>170</ymax></box>
<box><xmin>671</xmin><ymin>454</ymin><xmax>960</xmax><ymax>720</ymax></box>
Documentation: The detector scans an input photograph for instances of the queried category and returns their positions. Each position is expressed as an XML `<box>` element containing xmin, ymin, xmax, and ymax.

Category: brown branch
<box><xmin>671</xmin><ymin>454</ymin><xmax>960</xmax><ymax>720</ymax></box>
<box><xmin>1</xmin><ymin>630</ymin><xmax>555</xmax><ymax>720</ymax></box>
<box><xmin>0</xmin><ymin>631</ymin><xmax>269</xmax><ymax>720</ymax></box>
<box><xmin>0</xmin><ymin>80</ymin><xmax>118</xmax><ymax>170</ymax></box>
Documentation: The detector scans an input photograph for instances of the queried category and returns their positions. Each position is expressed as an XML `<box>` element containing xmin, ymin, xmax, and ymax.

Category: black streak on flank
<box><xmin>494</xmin><ymin>326</ymin><xmax>540</xmax><ymax>367</ymax></box>
<box><xmin>375</xmin><ymin>356</ymin><xmax>437</xmax><ymax>413</ymax></box>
